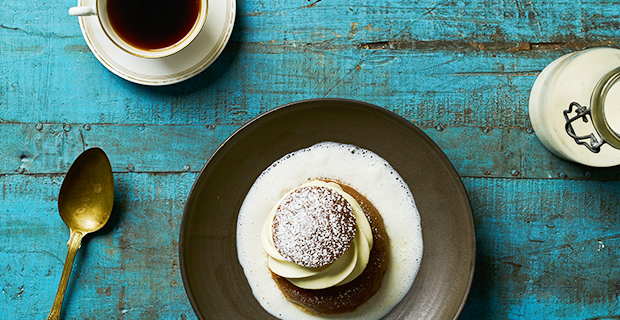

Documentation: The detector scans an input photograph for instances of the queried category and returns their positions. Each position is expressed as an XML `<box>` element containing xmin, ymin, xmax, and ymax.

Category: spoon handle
<box><xmin>47</xmin><ymin>231</ymin><xmax>84</xmax><ymax>320</ymax></box>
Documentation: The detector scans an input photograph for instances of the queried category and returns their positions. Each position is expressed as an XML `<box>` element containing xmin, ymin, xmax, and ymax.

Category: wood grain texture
<box><xmin>2</xmin><ymin>0</ymin><xmax>620</xmax><ymax>318</ymax></box>
<box><xmin>462</xmin><ymin>177</ymin><xmax>620</xmax><ymax>319</ymax></box>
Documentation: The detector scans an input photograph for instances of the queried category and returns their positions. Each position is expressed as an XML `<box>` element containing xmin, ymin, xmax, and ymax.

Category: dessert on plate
<box><xmin>237</xmin><ymin>142</ymin><xmax>423</xmax><ymax>320</ymax></box>
<box><xmin>263</xmin><ymin>180</ymin><xmax>389</xmax><ymax>315</ymax></box>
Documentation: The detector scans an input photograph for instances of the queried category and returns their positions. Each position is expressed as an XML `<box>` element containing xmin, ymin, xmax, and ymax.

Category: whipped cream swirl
<box><xmin>261</xmin><ymin>180</ymin><xmax>373</xmax><ymax>290</ymax></box>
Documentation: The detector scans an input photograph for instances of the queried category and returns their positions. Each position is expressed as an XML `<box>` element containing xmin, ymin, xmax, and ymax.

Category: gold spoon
<box><xmin>47</xmin><ymin>148</ymin><xmax>114</xmax><ymax>320</ymax></box>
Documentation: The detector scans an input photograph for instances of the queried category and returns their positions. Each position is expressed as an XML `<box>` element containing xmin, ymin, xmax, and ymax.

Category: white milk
<box><xmin>237</xmin><ymin>142</ymin><xmax>423</xmax><ymax>320</ymax></box>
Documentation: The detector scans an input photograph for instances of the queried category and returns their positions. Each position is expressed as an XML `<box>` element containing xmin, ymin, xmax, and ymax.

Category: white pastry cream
<box><xmin>261</xmin><ymin>180</ymin><xmax>373</xmax><ymax>290</ymax></box>
<box><xmin>237</xmin><ymin>142</ymin><xmax>423</xmax><ymax>320</ymax></box>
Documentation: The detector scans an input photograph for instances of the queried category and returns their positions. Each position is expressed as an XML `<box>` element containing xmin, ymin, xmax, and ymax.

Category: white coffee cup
<box><xmin>69</xmin><ymin>0</ymin><xmax>207</xmax><ymax>59</ymax></box>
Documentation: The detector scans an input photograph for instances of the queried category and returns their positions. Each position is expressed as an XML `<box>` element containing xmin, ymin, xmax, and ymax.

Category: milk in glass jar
<box><xmin>529</xmin><ymin>47</ymin><xmax>620</xmax><ymax>167</ymax></box>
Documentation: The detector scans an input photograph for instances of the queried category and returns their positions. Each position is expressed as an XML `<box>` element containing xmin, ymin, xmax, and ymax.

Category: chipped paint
<box><xmin>348</xmin><ymin>22</ymin><xmax>358</xmax><ymax>38</ymax></box>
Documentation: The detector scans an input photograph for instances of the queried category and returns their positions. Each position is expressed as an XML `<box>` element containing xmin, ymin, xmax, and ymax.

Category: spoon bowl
<box><xmin>47</xmin><ymin>148</ymin><xmax>114</xmax><ymax>320</ymax></box>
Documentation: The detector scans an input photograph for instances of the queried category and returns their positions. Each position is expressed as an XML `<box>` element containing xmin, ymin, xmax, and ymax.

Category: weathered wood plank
<box><xmin>5</xmin><ymin>41</ymin><xmax>551</xmax><ymax>127</ymax></box>
<box><xmin>0</xmin><ymin>123</ymin><xmax>237</xmax><ymax>174</ymax></box>
<box><xmin>2</xmin><ymin>123</ymin><xmax>619</xmax><ymax>181</ymax></box>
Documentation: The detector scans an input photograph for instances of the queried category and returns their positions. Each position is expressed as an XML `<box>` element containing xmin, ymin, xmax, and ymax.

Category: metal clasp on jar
<box><xmin>564</xmin><ymin>102</ymin><xmax>606</xmax><ymax>153</ymax></box>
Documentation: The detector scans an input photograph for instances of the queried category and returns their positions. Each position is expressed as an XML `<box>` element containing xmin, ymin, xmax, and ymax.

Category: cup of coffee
<box><xmin>69</xmin><ymin>0</ymin><xmax>207</xmax><ymax>59</ymax></box>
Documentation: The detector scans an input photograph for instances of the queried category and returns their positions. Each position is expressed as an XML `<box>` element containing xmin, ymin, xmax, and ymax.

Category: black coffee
<box><xmin>107</xmin><ymin>0</ymin><xmax>201</xmax><ymax>50</ymax></box>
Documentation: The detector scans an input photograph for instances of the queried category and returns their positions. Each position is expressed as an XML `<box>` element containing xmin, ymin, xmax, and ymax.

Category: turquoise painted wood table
<box><xmin>2</xmin><ymin>0</ymin><xmax>620</xmax><ymax>318</ymax></box>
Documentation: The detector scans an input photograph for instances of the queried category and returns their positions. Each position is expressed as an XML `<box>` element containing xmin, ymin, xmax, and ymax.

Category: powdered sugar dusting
<box><xmin>272</xmin><ymin>186</ymin><xmax>356</xmax><ymax>268</ymax></box>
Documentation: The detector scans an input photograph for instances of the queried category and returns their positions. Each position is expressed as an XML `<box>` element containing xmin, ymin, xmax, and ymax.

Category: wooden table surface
<box><xmin>2</xmin><ymin>0</ymin><xmax>620</xmax><ymax>319</ymax></box>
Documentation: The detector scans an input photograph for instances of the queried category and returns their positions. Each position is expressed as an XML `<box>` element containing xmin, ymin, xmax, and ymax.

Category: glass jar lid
<box><xmin>591</xmin><ymin>66</ymin><xmax>620</xmax><ymax>149</ymax></box>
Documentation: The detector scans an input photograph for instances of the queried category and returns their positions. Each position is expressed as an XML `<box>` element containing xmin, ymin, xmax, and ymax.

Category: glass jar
<box><xmin>529</xmin><ymin>47</ymin><xmax>620</xmax><ymax>167</ymax></box>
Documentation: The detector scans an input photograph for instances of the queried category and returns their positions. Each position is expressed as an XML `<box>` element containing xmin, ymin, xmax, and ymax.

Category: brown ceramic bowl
<box><xmin>179</xmin><ymin>98</ymin><xmax>475</xmax><ymax>319</ymax></box>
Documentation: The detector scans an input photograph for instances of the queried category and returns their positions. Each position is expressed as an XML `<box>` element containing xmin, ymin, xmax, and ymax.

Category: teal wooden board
<box><xmin>2</xmin><ymin>0</ymin><xmax>620</xmax><ymax>318</ymax></box>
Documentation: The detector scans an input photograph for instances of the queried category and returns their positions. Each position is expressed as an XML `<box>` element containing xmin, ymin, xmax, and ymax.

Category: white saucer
<box><xmin>77</xmin><ymin>0</ymin><xmax>236</xmax><ymax>86</ymax></box>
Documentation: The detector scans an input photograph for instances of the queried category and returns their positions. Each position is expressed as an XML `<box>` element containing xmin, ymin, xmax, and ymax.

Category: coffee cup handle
<box><xmin>68</xmin><ymin>6</ymin><xmax>97</xmax><ymax>16</ymax></box>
